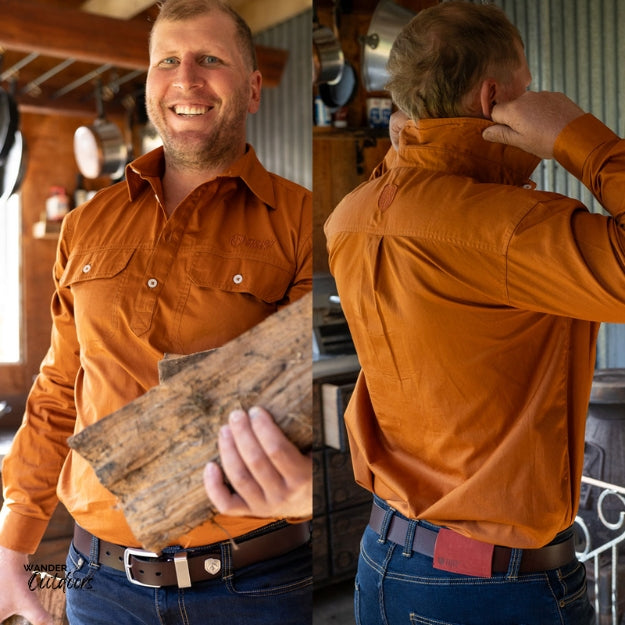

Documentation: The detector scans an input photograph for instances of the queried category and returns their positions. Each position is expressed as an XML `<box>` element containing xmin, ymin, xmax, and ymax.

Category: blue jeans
<box><xmin>354</xmin><ymin>498</ymin><xmax>595</xmax><ymax>625</ymax></box>
<box><xmin>65</xmin><ymin>532</ymin><xmax>312</xmax><ymax>625</ymax></box>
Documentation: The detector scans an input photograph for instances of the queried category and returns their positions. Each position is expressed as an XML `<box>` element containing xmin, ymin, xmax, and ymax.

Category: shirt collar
<box><xmin>397</xmin><ymin>117</ymin><xmax>541</xmax><ymax>187</ymax></box>
<box><xmin>125</xmin><ymin>144</ymin><xmax>277</xmax><ymax>209</ymax></box>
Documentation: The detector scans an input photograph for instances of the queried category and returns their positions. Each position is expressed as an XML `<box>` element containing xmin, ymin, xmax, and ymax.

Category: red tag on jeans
<box><xmin>433</xmin><ymin>528</ymin><xmax>494</xmax><ymax>578</ymax></box>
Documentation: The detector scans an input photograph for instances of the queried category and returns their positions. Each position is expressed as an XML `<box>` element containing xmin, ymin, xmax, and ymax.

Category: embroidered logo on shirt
<box><xmin>378</xmin><ymin>184</ymin><xmax>398</xmax><ymax>212</ymax></box>
<box><xmin>230</xmin><ymin>234</ymin><xmax>276</xmax><ymax>250</ymax></box>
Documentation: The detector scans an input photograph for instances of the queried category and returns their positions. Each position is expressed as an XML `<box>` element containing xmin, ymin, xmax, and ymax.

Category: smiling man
<box><xmin>146</xmin><ymin>3</ymin><xmax>262</xmax><ymax>204</ymax></box>
<box><xmin>0</xmin><ymin>2</ymin><xmax>312</xmax><ymax>624</ymax></box>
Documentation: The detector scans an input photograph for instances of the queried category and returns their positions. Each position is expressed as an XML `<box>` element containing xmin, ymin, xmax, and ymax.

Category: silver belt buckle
<box><xmin>123</xmin><ymin>547</ymin><xmax>162</xmax><ymax>588</ymax></box>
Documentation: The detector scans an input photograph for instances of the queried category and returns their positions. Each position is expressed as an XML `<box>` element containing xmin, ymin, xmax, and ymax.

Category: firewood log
<box><xmin>68</xmin><ymin>292</ymin><xmax>312</xmax><ymax>552</ymax></box>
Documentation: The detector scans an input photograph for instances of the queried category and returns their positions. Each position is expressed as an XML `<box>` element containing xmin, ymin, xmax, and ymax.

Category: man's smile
<box><xmin>171</xmin><ymin>104</ymin><xmax>213</xmax><ymax>117</ymax></box>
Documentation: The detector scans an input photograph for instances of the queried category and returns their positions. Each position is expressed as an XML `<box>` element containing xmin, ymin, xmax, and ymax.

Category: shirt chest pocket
<box><xmin>177</xmin><ymin>252</ymin><xmax>295</xmax><ymax>353</ymax></box>
<box><xmin>59</xmin><ymin>249</ymin><xmax>136</xmax><ymax>341</ymax></box>
<box><xmin>188</xmin><ymin>251</ymin><xmax>293</xmax><ymax>303</ymax></box>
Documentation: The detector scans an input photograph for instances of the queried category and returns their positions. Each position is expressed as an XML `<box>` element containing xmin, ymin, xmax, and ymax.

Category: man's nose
<box><xmin>173</xmin><ymin>59</ymin><xmax>204</xmax><ymax>90</ymax></box>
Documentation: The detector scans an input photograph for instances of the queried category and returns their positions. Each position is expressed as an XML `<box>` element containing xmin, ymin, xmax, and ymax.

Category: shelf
<box><xmin>314</xmin><ymin>126</ymin><xmax>392</xmax><ymax>139</ymax></box>
<box><xmin>33</xmin><ymin>220</ymin><xmax>62</xmax><ymax>239</ymax></box>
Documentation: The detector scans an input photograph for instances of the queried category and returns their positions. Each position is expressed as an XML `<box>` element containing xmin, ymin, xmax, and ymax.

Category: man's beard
<box><xmin>147</xmin><ymin>88</ymin><xmax>249</xmax><ymax>172</ymax></box>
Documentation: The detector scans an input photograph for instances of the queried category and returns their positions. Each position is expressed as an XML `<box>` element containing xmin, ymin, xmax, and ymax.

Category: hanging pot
<box><xmin>74</xmin><ymin>82</ymin><xmax>127</xmax><ymax>180</ymax></box>
<box><xmin>0</xmin><ymin>80</ymin><xmax>28</xmax><ymax>201</ymax></box>
<box><xmin>313</xmin><ymin>23</ymin><xmax>344</xmax><ymax>86</ymax></box>
<box><xmin>361</xmin><ymin>0</ymin><xmax>416</xmax><ymax>92</ymax></box>
<box><xmin>319</xmin><ymin>61</ymin><xmax>357</xmax><ymax>109</ymax></box>
<box><xmin>0</xmin><ymin>86</ymin><xmax>19</xmax><ymax>160</ymax></box>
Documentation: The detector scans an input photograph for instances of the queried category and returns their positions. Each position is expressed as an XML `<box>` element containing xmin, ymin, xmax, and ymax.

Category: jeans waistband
<box><xmin>368</xmin><ymin>499</ymin><xmax>576</xmax><ymax>576</ymax></box>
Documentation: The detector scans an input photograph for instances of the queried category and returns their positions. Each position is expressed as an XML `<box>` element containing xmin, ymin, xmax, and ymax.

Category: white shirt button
<box><xmin>82</xmin><ymin>264</ymin><xmax>91</xmax><ymax>273</ymax></box>
<box><xmin>233</xmin><ymin>274</ymin><xmax>243</xmax><ymax>284</ymax></box>
<box><xmin>147</xmin><ymin>278</ymin><xmax>158</xmax><ymax>288</ymax></box>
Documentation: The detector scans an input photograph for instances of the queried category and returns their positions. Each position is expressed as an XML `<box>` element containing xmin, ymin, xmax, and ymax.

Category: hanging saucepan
<box><xmin>0</xmin><ymin>130</ymin><xmax>28</xmax><ymax>202</ymax></box>
<box><xmin>319</xmin><ymin>60</ymin><xmax>357</xmax><ymax>109</ymax></box>
<box><xmin>360</xmin><ymin>0</ymin><xmax>416</xmax><ymax>92</ymax></box>
<box><xmin>0</xmin><ymin>85</ymin><xmax>20</xmax><ymax>161</ymax></box>
<box><xmin>0</xmin><ymin>400</ymin><xmax>11</xmax><ymax>420</ymax></box>
<box><xmin>74</xmin><ymin>81</ymin><xmax>127</xmax><ymax>180</ymax></box>
<box><xmin>313</xmin><ymin>23</ymin><xmax>344</xmax><ymax>86</ymax></box>
<box><xmin>0</xmin><ymin>51</ymin><xmax>20</xmax><ymax>161</ymax></box>
<box><xmin>0</xmin><ymin>79</ymin><xmax>28</xmax><ymax>201</ymax></box>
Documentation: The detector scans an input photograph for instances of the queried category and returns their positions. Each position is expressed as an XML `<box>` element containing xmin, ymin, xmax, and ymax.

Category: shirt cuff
<box><xmin>0</xmin><ymin>505</ymin><xmax>50</xmax><ymax>554</ymax></box>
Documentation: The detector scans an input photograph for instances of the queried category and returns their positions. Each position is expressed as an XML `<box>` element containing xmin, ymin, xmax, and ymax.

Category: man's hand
<box><xmin>203</xmin><ymin>407</ymin><xmax>312</xmax><ymax>520</ymax></box>
<box><xmin>0</xmin><ymin>545</ymin><xmax>54</xmax><ymax>625</ymax></box>
<box><xmin>389</xmin><ymin>110</ymin><xmax>410</xmax><ymax>151</ymax></box>
<box><xmin>482</xmin><ymin>91</ymin><xmax>585</xmax><ymax>159</ymax></box>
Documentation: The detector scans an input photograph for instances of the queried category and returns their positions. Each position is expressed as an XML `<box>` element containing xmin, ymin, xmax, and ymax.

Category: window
<box><xmin>0</xmin><ymin>193</ymin><xmax>22</xmax><ymax>363</ymax></box>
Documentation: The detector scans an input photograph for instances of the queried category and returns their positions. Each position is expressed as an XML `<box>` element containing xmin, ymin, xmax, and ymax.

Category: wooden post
<box><xmin>68</xmin><ymin>293</ymin><xmax>312</xmax><ymax>553</ymax></box>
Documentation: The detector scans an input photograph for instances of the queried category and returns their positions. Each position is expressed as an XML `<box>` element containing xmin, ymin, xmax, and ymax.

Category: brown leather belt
<box><xmin>73</xmin><ymin>521</ymin><xmax>310</xmax><ymax>588</ymax></box>
<box><xmin>369</xmin><ymin>503</ymin><xmax>575</xmax><ymax>575</ymax></box>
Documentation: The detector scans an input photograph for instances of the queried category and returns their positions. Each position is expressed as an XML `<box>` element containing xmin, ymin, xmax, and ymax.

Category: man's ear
<box><xmin>247</xmin><ymin>70</ymin><xmax>262</xmax><ymax>115</ymax></box>
<box><xmin>479</xmin><ymin>79</ymin><xmax>498</xmax><ymax>119</ymax></box>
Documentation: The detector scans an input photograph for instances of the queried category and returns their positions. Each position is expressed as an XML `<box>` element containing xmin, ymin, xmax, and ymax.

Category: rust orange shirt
<box><xmin>1</xmin><ymin>145</ymin><xmax>312</xmax><ymax>553</ymax></box>
<box><xmin>325</xmin><ymin>114</ymin><xmax>625</xmax><ymax>549</ymax></box>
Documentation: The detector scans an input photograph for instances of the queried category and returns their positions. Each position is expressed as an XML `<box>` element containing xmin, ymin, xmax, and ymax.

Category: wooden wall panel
<box><xmin>0</xmin><ymin>111</ymin><xmax>119</xmax><ymax>425</ymax></box>
<box><xmin>313</xmin><ymin>130</ymin><xmax>391</xmax><ymax>274</ymax></box>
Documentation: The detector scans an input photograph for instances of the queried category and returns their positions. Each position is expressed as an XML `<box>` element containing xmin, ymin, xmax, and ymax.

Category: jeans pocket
<box><xmin>555</xmin><ymin>561</ymin><xmax>589</xmax><ymax>606</ymax></box>
<box><xmin>65</xmin><ymin>542</ymin><xmax>96</xmax><ymax>591</ymax></box>
<box><xmin>410</xmin><ymin>614</ymin><xmax>463</xmax><ymax>625</ymax></box>
<box><xmin>354</xmin><ymin>578</ymin><xmax>362</xmax><ymax>625</ymax></box>
<box><xmin>547</xmin><ymin>560</ymin><xmax>595</xmax><ymax>625</ymax></box>
<box><xmin>224</xmin><ymin>543</ymin><xmax>312</xmax><ymax>597</ymax></box>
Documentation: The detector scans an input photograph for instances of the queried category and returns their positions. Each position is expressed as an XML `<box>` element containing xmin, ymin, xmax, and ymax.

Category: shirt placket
<box><xmin>129</xmin><ymin>188</ymin><xmax>212</xmax><ymax>337</ymax></box>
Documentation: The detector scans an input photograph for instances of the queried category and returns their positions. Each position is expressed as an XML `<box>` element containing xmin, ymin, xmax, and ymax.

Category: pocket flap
<box><xmin>188</xmin><ymin>252</ymin><xmax>292</xmax><ymax>303</ymax></box>
<box><xmin>59</xmin><ymin>248</ymin><xmax>135</xmax><ymax>288</ymax></box>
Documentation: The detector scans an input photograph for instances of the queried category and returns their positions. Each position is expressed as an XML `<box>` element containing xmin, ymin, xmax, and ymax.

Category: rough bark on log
<box><xmin>68</xmin><ymin>292</ymin><xmax>312</xmax><ymax>553</ymax></box>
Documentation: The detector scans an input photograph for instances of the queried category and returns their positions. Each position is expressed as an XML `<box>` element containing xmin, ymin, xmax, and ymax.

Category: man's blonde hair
<box><xmin>386</xmin><ymin>1</ymin><xmax>523</xmax><ymax>119</ymax></box>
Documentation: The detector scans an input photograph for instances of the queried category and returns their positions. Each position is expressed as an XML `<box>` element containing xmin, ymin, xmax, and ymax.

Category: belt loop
<box><xmin>506</xmin><ymin>548</ymin><xmax>522</xmax><ymax>580</ymax></box>
<box><xmin>219</xmin><ymin>541</ymin><xmax>234</xmax><ymax>579</ymax></box>
<box><xmin>402</xmin><ymin>520</ymin><xmax>417</xmax><ymax>558</ymax></box>
<box><xmin>377</xmin><ymin>507</ymin><xmax>394</xmax><ymax>544</ymax></box>
<box><xmin>88</xmin><ymin>533</ymin><xmax>101</xmax><ymax>570</ymax></box>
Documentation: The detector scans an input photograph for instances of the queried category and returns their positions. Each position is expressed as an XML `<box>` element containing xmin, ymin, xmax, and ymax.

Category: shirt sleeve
<box><xmin>506</xmin><ymin>115</ymin><xmax>625</xmax><ymax>322</ymax></box>
<box><xmin>278</xmin><ymin>190</ymin><xmax>313</xmax><ymax>309</ymax></box>
<box><xmin>0</xmin><ymin>220</ymin><xmax>80</xmax><ymax>553</ymax></box>
<box><xmin>554</xmin><ymin>113</ymin><xmax>625</xmax><ymax>219</ymax></box>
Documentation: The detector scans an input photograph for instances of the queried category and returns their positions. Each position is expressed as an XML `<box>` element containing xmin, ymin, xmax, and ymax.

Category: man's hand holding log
<box><xmin>203</xmin><ymin>407</ymin><xmax>312</xmax><ymax>519</ymax></box>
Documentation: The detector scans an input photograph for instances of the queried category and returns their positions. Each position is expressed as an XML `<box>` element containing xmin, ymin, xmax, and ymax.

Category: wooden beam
<box><xmin>16</xmin><ymin>98</ymin><xmax>122</xmax><ymax>119</ymax></box>
<box><xmin>0</xmin><ymin>0</ymin><xmax>151</xmax><ymax>70</ymax></box>
<box><xmin>81</xmin><ymin>0</ymin><xmax>311</xmax><ymax>32</ymax></box>
<box><xmin>0</xmin><ymin>1</ymin><xmax>287</xmax><ymax>102</ymax></box>
<box><xmin>234</xmin><ymin>0</ymin><xmax>311</xmax><ymax>34</ymax></box>
<box><xmin>81</xmin><ymin>0</ymin><xmax>156</xmax><ymax>20</ymax></box>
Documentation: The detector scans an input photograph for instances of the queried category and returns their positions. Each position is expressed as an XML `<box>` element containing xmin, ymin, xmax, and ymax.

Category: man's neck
<box><xmin>160</xmin><ymin>149</ymin><xmax>244</xmax><ymax>217</ymax></box>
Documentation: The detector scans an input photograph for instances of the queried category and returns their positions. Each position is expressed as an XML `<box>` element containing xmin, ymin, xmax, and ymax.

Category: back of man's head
<box><xmin>386</xmin><ymin>1</ymin><xmax>523</xmax><ymax>120</ymax></box>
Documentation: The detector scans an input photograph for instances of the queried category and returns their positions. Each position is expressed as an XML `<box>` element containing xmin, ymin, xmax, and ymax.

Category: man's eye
<box><xmin>202</xmin><ymin>56</ymin><xmax>220</xmax><ymax>65</ymax></box>
<box><xmin>159</xmin><ymin>57</ymin><xmax>179</xmax><ymax>66</ymax></box>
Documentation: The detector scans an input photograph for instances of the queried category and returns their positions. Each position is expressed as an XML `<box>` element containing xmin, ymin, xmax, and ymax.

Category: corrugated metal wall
<box><xmin>247</xmin><ymin>9</ymin><xmax>313</xmax><ymax>191</ymax></box>
<box><xmin>493</xmin><ymin>0</ymin><xmax>625</xmax><ymax>368</ymax></box>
